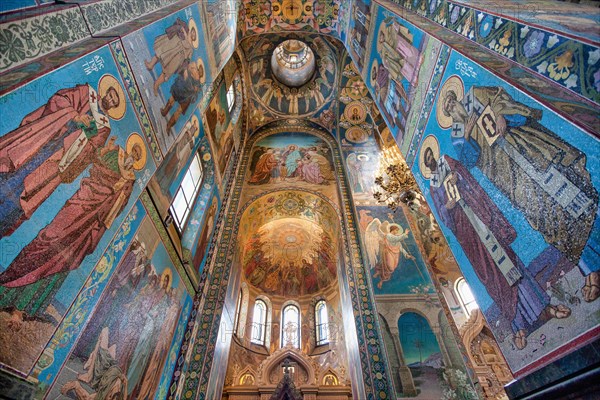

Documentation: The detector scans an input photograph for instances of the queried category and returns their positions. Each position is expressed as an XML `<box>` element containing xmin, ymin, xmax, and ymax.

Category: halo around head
<box><xmin>370</xmin><ymin>59</ymin><xmax>379</xmax><ymax>88</ymax></box>
<box><xmin>98</xmin><ymin>74</ymin><xmax>126</xmax><ymax>120</ymax></box>
<box><xmin>190</xmin><ymin>115</ymin><xmax>200</xmax><ymax>138</ymax></box>
<box><xmin>196</xmin><ymin>58</ymin><xmax>206</xmax><ymax>83</ymax></box>
<box><xmin>389</xmin><ymin>223</ymin><xmax>403</xmax><ymax>235</ymax></box>
<box><xmin>126</xmin><ymin>132</ymin><xmax>147</xmax><ymax>171</ymax></box>
<box><xmin>161</xmin><ymin>268</ymin><xmax>173</xmax><ymax>288</ymax></box>
<box><xmin>418</xmin><ymin>135</ymin><xmax>440</xmax><ymax>179</ymax></box>
<box><xmin>436</xmin><ymin>75</ymin><xmax>464</xmax><ymax>129</ymax></box>
<box><xmin>188</xmin><ymin>19</ymin><xmax>199</xmax><ymax>49</ymax></box>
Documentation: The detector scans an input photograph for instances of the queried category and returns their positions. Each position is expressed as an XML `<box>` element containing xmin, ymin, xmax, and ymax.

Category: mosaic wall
<box><xmin>344</xmin><ymin>0</ymin><xmax>600</xmax><ymax>378</ymax></box>
<box><xmin>410</xmin><ymin>50</ymin><xmax>600</xmax><ymax>375</ymax></box>
<box><xmin>176</xmin><ymin>120</ymin><xmax>398</xmax><ymax>399</ymax></box>
<box><xmin>0</xmin><ymin>0</ymin><xmax>188</xmax><ymax>72</ymax></box>
<box><xmin>238</xmin><ymin>0</ymin><xmax>343</xmax><ymax>39</ymax></box>
<box><xmin>121</xmin><ymin>4</ymin><xmax>212</xmax><ymax>156</ymax></box>
<box><xmin>0</xmin><ymin>1</ymin><xmax>239</xmax><ymax>397</ymax></box>
<box><xmin>338</xmin><ymin>55</ymin><xmax>478</xmax><ymax>399</ymax></box>
<box><xmin>46</xmin><ymin>213</ymin><xmax>193</xmax><ymax>400</ymax></box>
<box><xmin>0</xmin><ymin>42</ymin><xmax>157</xmax><ymax>376</ymax></box>
<box><xmin>389</xmin><ymin>0</ymin><xmax>600</xmax><ymax>106</ymax></box>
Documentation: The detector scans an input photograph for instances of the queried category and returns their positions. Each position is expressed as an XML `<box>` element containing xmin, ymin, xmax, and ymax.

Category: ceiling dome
<box><xmin>271</xmin><ymin>40</ymin><xmax>316</xmax><ymax>87</ymax></box>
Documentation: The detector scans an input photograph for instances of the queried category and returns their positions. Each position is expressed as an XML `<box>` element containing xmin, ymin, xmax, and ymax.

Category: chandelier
<box><xmin>373</xmin><ymin>146</ymin><xmax>418</xmax><ymax>211</ymax></box>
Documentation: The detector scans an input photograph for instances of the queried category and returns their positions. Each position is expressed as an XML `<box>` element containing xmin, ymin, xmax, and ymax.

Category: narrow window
<box><xmin>234</xmin><ymin>289</ymin><xmax>243</xmax><ymax>336</ymax></box>
<box><xmin>169</xmin><ymin>152</ymin><xmax>203</xmax><ymax>232</ymax></box>
<box><xmin>251</xmin><ymin>299</ymin><xmax>267</xmax><ymax>345</ymax></box>
<box><xmin>456</xmin><ymin>278</ymin><xmax>479</xmax><ymax>316</ymax></box>
<box><xmin>315</xmin><ymin>300</ymin><xmax>329</xmax><ymax>346</ymax></box>
<box><xmin>226</xmin><ymin>82</ymin><xmax>235</xmax><ymax>112</ymax></box>
<box><xmin>281</xmin><ymin>304</ymin><xmax>300</xmax><ymax>348</ymax></box>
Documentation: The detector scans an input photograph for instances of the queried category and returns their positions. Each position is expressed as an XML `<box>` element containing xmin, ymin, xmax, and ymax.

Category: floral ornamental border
<box><xmin>0</xmin><ymin>8</ymin><xmax>89</xmax><ymax>71</ymax></box>
<box><xmin>80</xmin><ymin>0</ymin><xmax>186</xmax><ymax>35</ymax></box>
<box><xmin>111</xmin><ymin>40</ymin><xmax>164</xmax><ymax>163</ymax></box>
<box><xmin>386</xmin><ymin>0</ymin><xmax>600</xmax><ymax>105</ymax></box>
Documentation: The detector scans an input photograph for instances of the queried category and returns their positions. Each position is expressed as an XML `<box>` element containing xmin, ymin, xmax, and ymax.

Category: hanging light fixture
<box><xmin>373</xmin><ymin>145</ymin><xmax>418</xmax><ymax>211</ymax></box>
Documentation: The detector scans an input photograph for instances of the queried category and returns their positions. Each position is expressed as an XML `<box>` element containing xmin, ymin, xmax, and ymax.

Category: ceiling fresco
<box><xmin>241</xmin><ymin>33</ymin><xmax>342</xmax><ymax>121</ymax></box>
<box><xmin>237</xmin><ymin>190</ymin><xmax>341</xmax><ymax>296</ymax></box>
<box><xmin>238</xmin><ymin>0</ymin><xmax>342</xmax><ymax>38</ymax></box>
<box><xmin>240</xmin><ymin>123</ymin><xmax>340</xmax><ymax>206</ymax></box>
<box><xmin>243</xmin><ymin>217</ymin><xmax>337</xmax><ymax>296</ymax></box>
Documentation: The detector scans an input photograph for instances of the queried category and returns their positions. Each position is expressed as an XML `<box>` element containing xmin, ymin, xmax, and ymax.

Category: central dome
<box><xmin>271</xmin><ymin>40</ymin><xmax>316</xmax><ymax>87</ymax></box>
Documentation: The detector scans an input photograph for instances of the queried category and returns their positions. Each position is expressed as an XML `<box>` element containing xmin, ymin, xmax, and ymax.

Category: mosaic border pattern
<box><xmin>111</xmin><ymin>40</ymin><xmax>163</xmax><ymax>164</ymax></box>
<box><xmin>387</xmin><ymin>0</ymin><xmax>600</xmax><ymax>105</ymax></box>
<box><xmin>32</xmin><ymin>204</ymin><xmax>144</xmax><ymax>390</ymax></box>
<box><xmin>0</xmin><ymin>6</ymin><xmax>89</xmax><ymax>71</ymax></box>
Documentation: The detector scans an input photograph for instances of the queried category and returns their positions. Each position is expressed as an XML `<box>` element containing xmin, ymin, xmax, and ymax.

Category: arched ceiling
<box><xmin>240</xmin><ymin>32</ymin><xmax>345</xmax><ymax>132</ymax></box>
<box><xmin>238</xmin><ymin>190</ymin><xmax>340</xmax><ymax>297</ymax></box>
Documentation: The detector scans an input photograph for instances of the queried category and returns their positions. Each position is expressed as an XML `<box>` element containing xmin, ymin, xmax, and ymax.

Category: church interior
<box><xmin>0</xmin><ymin>0</ymin><xmax>599</xmax><ymax>399</ymax></box>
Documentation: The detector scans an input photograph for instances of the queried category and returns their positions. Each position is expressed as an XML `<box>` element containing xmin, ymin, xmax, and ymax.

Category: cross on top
<box><xmin>286</xmin><ymin>1</ymin><xmax>299</xmax><ymax>14</ymax></box>
<box><xmin>90</xmin><ymin>92</ymin><xmax>97</xmax><ymax>103</ymax></box>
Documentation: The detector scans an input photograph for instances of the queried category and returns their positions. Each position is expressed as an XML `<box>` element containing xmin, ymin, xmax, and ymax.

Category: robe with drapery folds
<box><xmin>0</xmin><ymin>146</ymin><xmax>135</xmax><ymax>289</ymax></box>
<box><xmin>297</xmin><ymin>157</ymin><xmax>324</xmax><ymax>184</ymax></box>
<box><xmin>307</xmin><ymin>151</ymin><xmax>334</xmax><ymax>180</ymax></box>
<box><xmin>248</xmin><ymin>151</ymin><xmax>278</xmax><ymax>184</ymax></box>
<box><xmin>0</xmin><ymin>84</ymin><xmax>112</xmax><ymax>237</ymax></box>
<box><xmin>153</xmin><ymin>18</ymin><xmax>194</xmax><ymax>78</ymax></box>
<box><xmin>375</xmin><ymin>227</ymin><xmax>409</xmax><ymax>284</ymax></box>
<box><xmin>135</xmin><ymin>296</ymin><xmax>181</xmax><ymax>399</ymax></box>
<box><xmin>0</xmin><ymin>85</ymin><xmax>91</xmax><ymax>173</ymax></box>
<box><xmin>283</xmin><ymin>148</ymin><xmax>302</xmax><ymax>176</ymax></box>
<box><xmin>454</xmin><ymin>86</ymin><xmax>598</xmax><ymax>266</ymax></box>
<box><xmin>430</xmin><ymin>155</ymin><xmax>549</xmax><ymax>333</ymax></box>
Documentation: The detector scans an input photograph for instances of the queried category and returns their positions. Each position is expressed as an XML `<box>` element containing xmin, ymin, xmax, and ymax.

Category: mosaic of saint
<box><xmin>0</xmin><ymin>44</ymin><xmax>155</xmax><ymax>374</ymax></box>
<box><xmin>412</xmin><ymin>51</ymin><xmax>600</xmax><ymax>373</ymax></box>
<box><xmin>48</xmin><ymin>216</ymin><xmax>192</xmax><ymax>400</ymax></box>
<box><xmin>244</xmin><ymin>131</ymin><xmax>337</xmax><ymax>204</ymax></box>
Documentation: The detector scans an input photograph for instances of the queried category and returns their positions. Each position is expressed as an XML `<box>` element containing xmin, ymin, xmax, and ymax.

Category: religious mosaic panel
<box><xmin>204</xmin><ymin>75</ymin><xmax>235</xmax><ymax>179</ymax></box>
<box><xmin>389</xmin><ymin>0</ymin><xmax>600</xmax><ymax>106</ymax></box>
<box><xmin>47</xmin><ymin>214</ymin><xmax>193</xmax><ymax>400</ymax></box>
<box><xmin>243</xmin><ymin>130</ymin><xmax>338</xmax><ymax>205</ymax></box>
<box><xmin>121</xmin><ymin>4</ymin><xmax>212</xmax><ymax>155</ymax></box>
<box><xmin>199</xmin><ymin>0</ymin><xmax>237</xmax><ymax>77</ymax></box>
<box><xmin>0</xmin><ymin>43</ymin><xmax>156</xmax><ymax>375</ymax></box>
<box><xmin>145</xmin><ymin>106</ymin><xmax>218</xmax><ymax>282</ymax></box>
<box><xmin>364</xmin><ymin>4</ymin><xmax>432</xmax><ymax>141</ymax></box>
<box><xmin>239</xmin><ymin>0</ymin><xmax>341</xmax><ymax>38</ymax></box>
<box><xmin>346</xmin><ymin>0</ymin><xmax>372</xmax><ymax>72</ymax></box>
<box><xmin>411</xmin><ymin>49</ymin><xmax>600</xmax><ymax>375</ymax></box>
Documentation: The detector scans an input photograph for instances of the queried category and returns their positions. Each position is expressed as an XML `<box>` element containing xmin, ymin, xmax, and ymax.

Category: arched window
<box><xmin>251</xmin><ymin>299</ymin><xmax>268</xmax><ymax>345</ymax></box>
<box><xmin>456</xmin><ymin>278</ymin><xmax>479</xmax><ymax>316</ymax></box>
<box><xmin>315</xmin><ymin>300</ymin><xmax>329</xmax><ymax>346</ymax></box>
<box><xmin>281</xmin><ymin>304</ymin><xmax>300</xmax><ymax>348</ymax></box>
<box><xmin>234</xmin><ymin>284</ymin><xmax>247</xmax><ymax>338</ymax></box>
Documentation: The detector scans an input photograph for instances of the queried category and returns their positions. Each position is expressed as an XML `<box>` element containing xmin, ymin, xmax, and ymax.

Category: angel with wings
<box><xmin>364</xmin><ymin>217</ymin><xmax>415</xmax><ymax>289</ymax></box>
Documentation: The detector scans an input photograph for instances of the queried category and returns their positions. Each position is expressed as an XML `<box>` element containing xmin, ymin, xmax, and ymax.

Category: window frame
<box><xmin>251</xmin><ymin>299</ymin><xmax>268</xmax><ymax>346</ymax></box>
<box><xmin>456</xmin><ymin>278</ymin><xmax>479</xmax><ymax>317</ymax></box>
<box><xmin>226</xmin><ymin>82</ymin><xmax>235</xmax><ymax>113</ymax></box>
<box><xmin>281</xmin><ymin>303</ymin><xmax>301</xmax><ymax>349</ymax></box>
<box><xmin>168</xmin><ymin>152</ymin><xmax>203</xmax><ymax>233</ymax></box>
<box><xmin>315</xmin><ymin>300</ymin><xmax>329</xmax><ymax>346</ymax></box>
